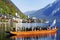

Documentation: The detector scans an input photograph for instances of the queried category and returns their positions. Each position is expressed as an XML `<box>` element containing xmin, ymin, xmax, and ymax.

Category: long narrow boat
<box><xmin>10</xmin><ymin>32</ymin><xmax>56</xmax><ymax>38</ymax></box>
<box><xmin>10</xmin><ymin>28</ymin><xmax>57</xmax><ymax>36</ymax></box>
<box><xmin>7</xmin><ymin>19</ymin><xmax>57</xmax><ymax>37</ymax></box>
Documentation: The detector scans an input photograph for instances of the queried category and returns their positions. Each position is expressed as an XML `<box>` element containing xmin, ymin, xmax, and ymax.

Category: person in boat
<box><xmin>46</xmin><ymin>25</ymin><xmax>52</xmax><ymax>30</ymax></box>
<box><xmin>12</xmin><ymin>27</ymin><xmax>15</xmax><ymax>31</ymax></box>
<box><xmin>41</xmin><ymin>26</ymin><xmax>47</xmax><ymax>30</ymax></box>
<box><xmin>24</xmin><ymin>27</ymin><xmax>32</xmax><ymax>31</ymax></box>
<box><xmin>33</xmin><ymin>26</ymin><xmax>39</xmax><ymax>31</ymax></box>
<box><xmin>15</xmin><ymin>26</ymin><xmax>55</xmax><ymax>32</ymax></box>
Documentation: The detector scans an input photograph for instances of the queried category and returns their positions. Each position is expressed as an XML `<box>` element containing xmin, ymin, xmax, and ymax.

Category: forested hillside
<box><xmin>0</xmin><ymin>0</ymin><xmax>27</xmax><ymax>19</ymax></box>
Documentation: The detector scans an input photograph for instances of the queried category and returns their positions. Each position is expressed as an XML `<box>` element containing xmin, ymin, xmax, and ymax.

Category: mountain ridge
<box><xmin>0</xmin><ymin>0</ymin><xmax>27</xmax><ymax>19</ymax></box>
<box><xmin>29</xmin><ymin>0</ymin><xmax>60</xmax><ymax>20</ymax></box>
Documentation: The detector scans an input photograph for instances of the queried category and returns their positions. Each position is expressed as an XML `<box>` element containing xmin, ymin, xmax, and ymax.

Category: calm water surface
<box><xmin>0</xmin><ymin>23</ymin><xmax>60</xmax><ymax>40</ymax></box>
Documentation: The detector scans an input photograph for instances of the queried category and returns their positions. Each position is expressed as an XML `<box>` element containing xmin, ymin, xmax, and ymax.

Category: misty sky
<box><xmin>11</xmin><ymin>0</ymin><xmax>56</xmax><ymax>13</ymax></box>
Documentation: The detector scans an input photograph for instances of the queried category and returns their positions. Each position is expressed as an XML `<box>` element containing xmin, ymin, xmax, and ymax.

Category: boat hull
<box><xmin>10</xmin><ymin>28</ymin><xmax>57</xmax><ymax>36</ymax></box>
<box><xmin>10</xmin><ymin>33</ymin><xmax>56</xmax><ymax>38</ymax></box>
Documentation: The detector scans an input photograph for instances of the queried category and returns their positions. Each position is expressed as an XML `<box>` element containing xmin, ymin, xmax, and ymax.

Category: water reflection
<box><xmin>0</xmin><ymin>23</ymin><xmax>58</xmax><ymax>40</ymax></box>
<box><xmin>7</xmin><ymin>33</ymin><xmax>57</xmax><ymax>40</ymax></box>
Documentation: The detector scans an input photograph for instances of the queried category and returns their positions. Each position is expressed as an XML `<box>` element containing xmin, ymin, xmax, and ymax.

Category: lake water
<box><xmin>5</xmin><ymin>30</ymin><xmax>59</xmax><ymax>40</ymax></box>
<box><xmin>0</xmin><ymin>22</ymin><xmax>60</xmax><ymax>40</ymax></box>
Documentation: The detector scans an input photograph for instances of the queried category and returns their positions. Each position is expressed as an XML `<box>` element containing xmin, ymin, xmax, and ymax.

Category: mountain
<box><xmin>24</xmin><ymin>10</ymin><xmax>36</xmax><ymax>16</ymax></box>
<box><xmin>30</xmin><ymin>0</ymin><xmax>60</xmax><ymax>20</ymax></box>
<box><xmin>0</xmin><ymin>0</ymin><xmax>27</xmax><ymax>19</ymax></box>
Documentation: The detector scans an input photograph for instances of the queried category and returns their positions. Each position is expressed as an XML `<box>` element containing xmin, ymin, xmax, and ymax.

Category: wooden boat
<box><xmin>10</xmin><ymin>32</ymin><xmax>56</xmax><ymax>38</ymax></box>
<box><xmin>7</xmin><ymin>19</ymin><xmax>57</xmax><ymax>37</ymax></box>
<box><xmin>10</xmin><ymin>28</ymin><xmax>57</xmax><ymax>36</ymax></box>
